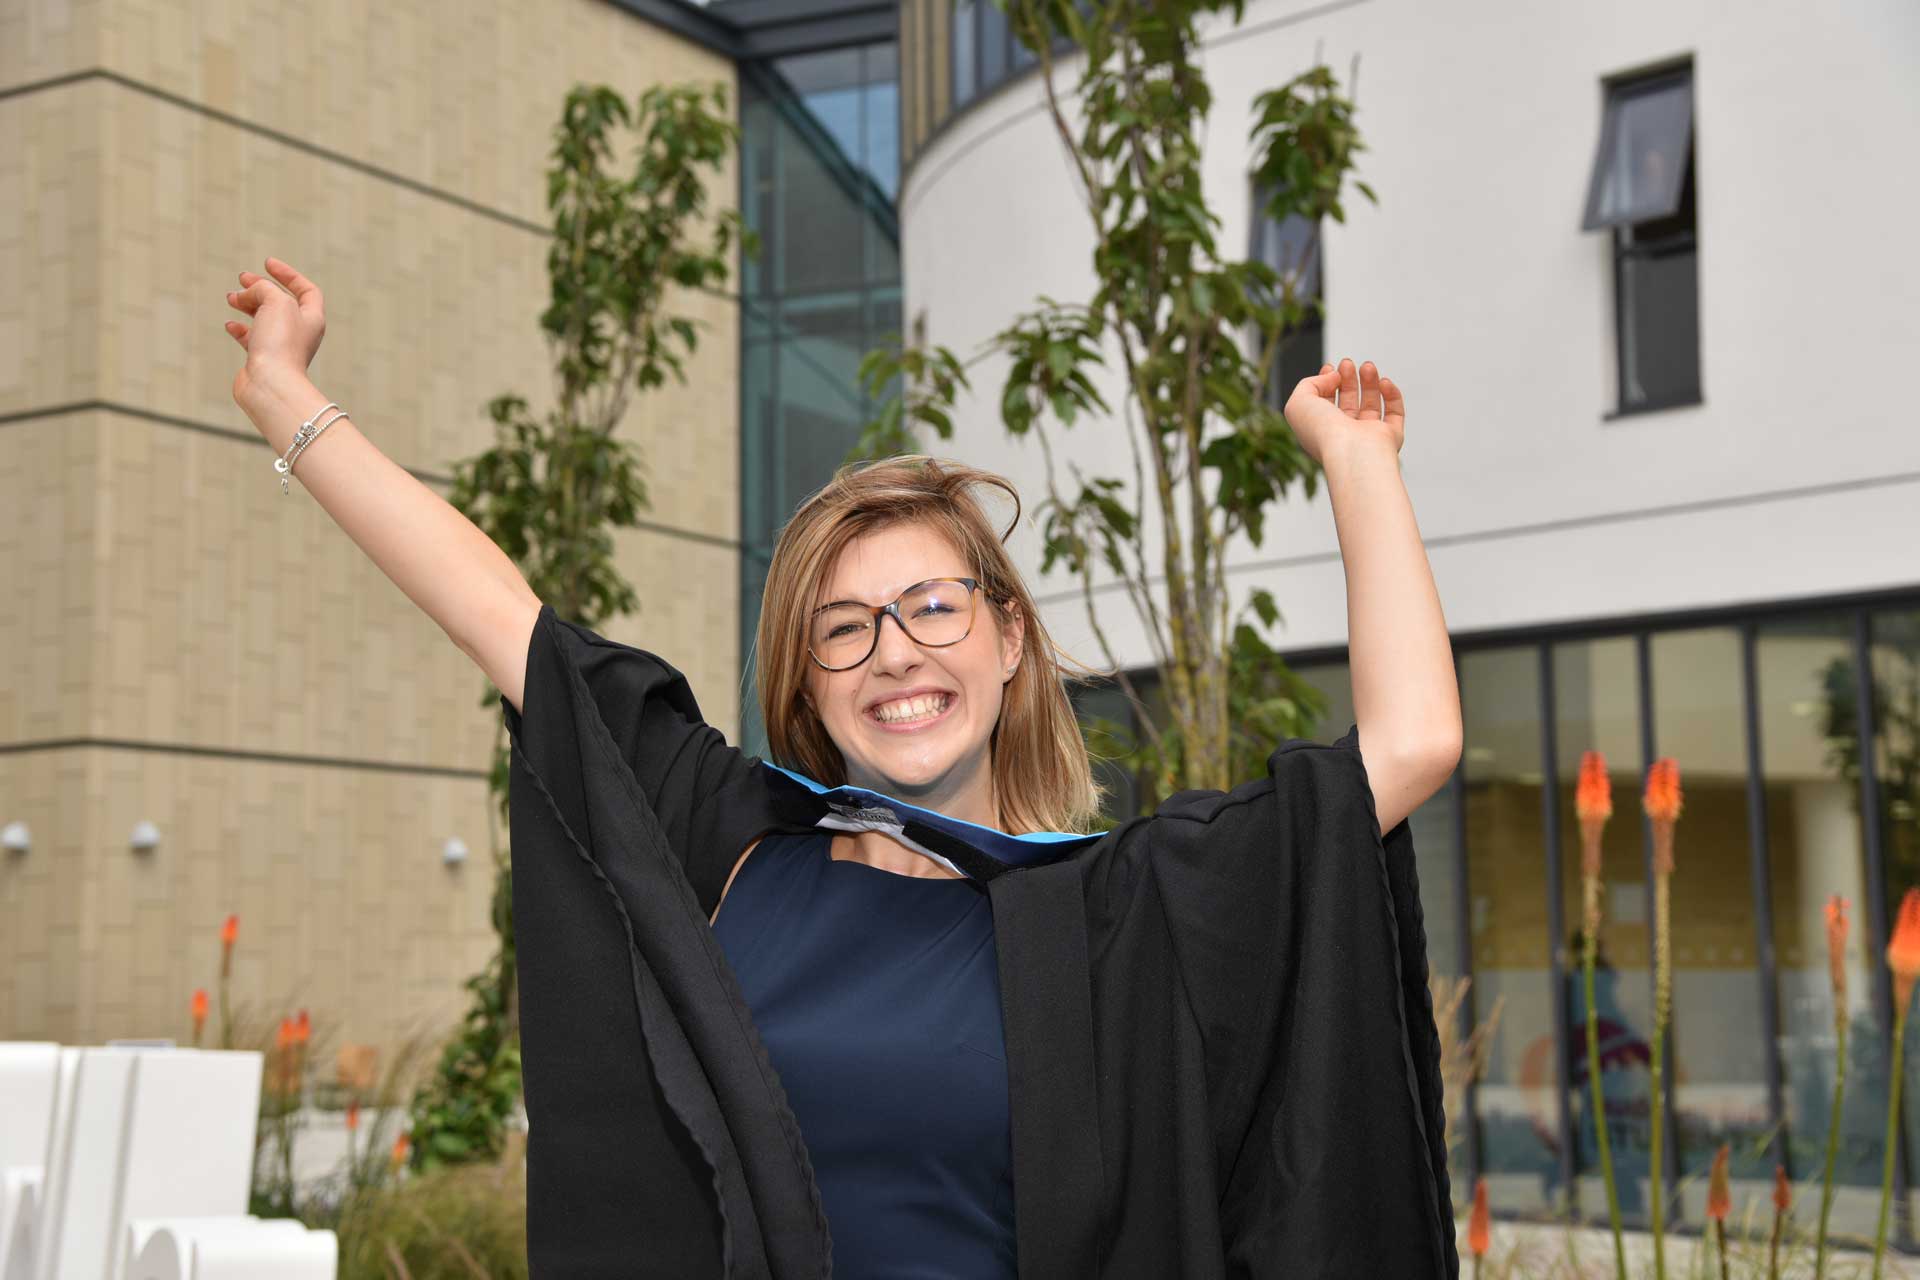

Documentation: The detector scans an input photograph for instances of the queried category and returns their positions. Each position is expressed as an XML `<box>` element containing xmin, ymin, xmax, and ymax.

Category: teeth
<box><xmin>872</xmin><ymin>693</ymin><xmax>950</xmax><ymax>724</ymax></box>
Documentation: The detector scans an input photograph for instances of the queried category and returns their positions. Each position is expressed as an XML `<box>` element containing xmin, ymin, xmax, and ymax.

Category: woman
<box><xmin>225</xmin><ymin>257</ymin><xmax>1462</xmax><ymax>1277</ymax></box>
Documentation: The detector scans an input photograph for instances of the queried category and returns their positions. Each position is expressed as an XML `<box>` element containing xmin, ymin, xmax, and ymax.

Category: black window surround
<box><xmin>1582</xmin><ymin>61</ymin><xmax>1703</xmax><ymax>420</ymax></box>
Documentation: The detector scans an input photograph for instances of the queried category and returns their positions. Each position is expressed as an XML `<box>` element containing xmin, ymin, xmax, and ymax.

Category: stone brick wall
<box><xmin>0</xmin><ymin>0</ymin><xmax>743</xmax><ymax>1065</ymax></box>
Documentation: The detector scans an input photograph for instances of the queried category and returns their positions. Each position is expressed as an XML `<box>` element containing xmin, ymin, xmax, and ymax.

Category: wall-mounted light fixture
<box><xmin>441</xmin><ymin>836</ymin><xmax>469</xmax><ymax>867</ymax></box>
<box><xmin>2</xmin><ymin>820</ymin><xmax>28</xmax><ymax>855</ymax></box>
<box><xmin>130</xmin><ymin>820</ymin><xmax>161</xmax><ymax>855</ymax></box>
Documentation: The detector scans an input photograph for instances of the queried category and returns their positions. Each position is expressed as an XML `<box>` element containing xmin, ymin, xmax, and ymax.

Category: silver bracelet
<box><xmin>274</xmin><ymin>402</ymin><xmax>350</xmax><ymax>495</ymax></box>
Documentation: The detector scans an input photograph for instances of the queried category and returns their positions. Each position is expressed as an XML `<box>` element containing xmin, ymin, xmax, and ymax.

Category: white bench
<box><xmin>124</xmin><ymin>1218</ymin><xmax>335</xmax><ymax>1280</ymax></box>
<box><xmin>0</xmin><ymin>1044</ymin><xmax>337</xmax><ymax>1280</ymax></box>
<box><xmin>0</xmin><ymin>1043</ymin><xmax>65</xmax><ymax>1278</ymax></box>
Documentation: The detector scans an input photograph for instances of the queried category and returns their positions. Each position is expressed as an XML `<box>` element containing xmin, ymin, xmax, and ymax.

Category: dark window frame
<box><xmin>1584</xmin><ymin>62</ymin><xmax>1704</xmax><ymax>420</ymax></box>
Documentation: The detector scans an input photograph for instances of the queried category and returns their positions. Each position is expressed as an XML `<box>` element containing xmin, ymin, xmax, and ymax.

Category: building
<box><xmin>893</xmin><ymin>0</ymin><xmax>1920</xmax><ymax>1244</ymax></box>
<box><xmin>0</xmin><ymin>0</ymin><xmax>766</xmax><ymax>1075</ymax></box>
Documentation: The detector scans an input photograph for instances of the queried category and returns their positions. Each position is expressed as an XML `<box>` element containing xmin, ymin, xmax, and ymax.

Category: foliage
<box><xmin>204</xmin><ymin>938</ymin><xmax>521</xmax><ymax>1272</ymax></box>
<box><xmin>1432</xmin><ymin>974</ymin><xmax>1504</xmax><ymax>1200</ymax></box>
<box><xmin>849</xmin><ymin>0</ymin><xmax>1373</xmax><ymax>800</ymax></box>
<box><xmin>415</xmin><ymin>78</ymin><xmax>754</xmax><ymax>1173</ymax></box>
<box><xmin>328</xmin><ymin>1147</ymin><xmax>529</xmax><ymax>1280</ymax></box>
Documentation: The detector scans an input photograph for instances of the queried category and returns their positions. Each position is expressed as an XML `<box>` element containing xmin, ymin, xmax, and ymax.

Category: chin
<box><xmin>860</xmin><ymin>752</ymin><xmax>953</xmax><ymax>795</ymax></box>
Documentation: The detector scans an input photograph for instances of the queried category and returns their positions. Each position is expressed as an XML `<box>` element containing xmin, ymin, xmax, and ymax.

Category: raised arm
<box><xmin>226</xmin><ymin>257</ymin><xmax>542</xmax><ymax>711</ymax></box>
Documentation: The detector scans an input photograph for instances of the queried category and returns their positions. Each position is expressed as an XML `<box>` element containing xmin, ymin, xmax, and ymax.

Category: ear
<box><xmin>998</xmin><ymin>600</ymin><xmax>1026</xmax><ymax>679</ymax></box>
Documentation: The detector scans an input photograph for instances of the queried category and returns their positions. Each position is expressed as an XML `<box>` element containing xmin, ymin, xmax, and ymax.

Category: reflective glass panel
<box><xmin>1762</xmin><ymin>613</ymin><xmax>1887</xmax><ymax>1243</ymax></box>
<box><xmin>1463</xmin><ymin>646</ymin><xmax>1560</xmax><ymax>1215</ymax></box>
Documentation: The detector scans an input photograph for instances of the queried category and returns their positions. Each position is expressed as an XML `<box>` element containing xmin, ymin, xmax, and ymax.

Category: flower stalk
<box><xmin>1817</xmin><ymin>895</ymin><xmax>1850</xmax><ymax>1279</ymax></box>
<box><xmin>217</xmin><ymin>913</ymin><xmax>238</xmax><ymax>1049</ymax></box>
<box><xmin>1706</xmin><ymin>1142</ymin><xmax>1731</xmax><ymax>1280</ymax></box>
<box><xmin>1643</xmin><ymin>757</ymin><xmax>1683</xmax><ymax>1280</ymax></box>
<box><xmin>1577</xmin><ymin>750</ymin><xmax>1628</xmax><ymax>1280</ymax></box>
<box><xmin>1771</xmin><ymin>1164</ymin><xmax>1790</xmax><ymax>1280</ymax></box>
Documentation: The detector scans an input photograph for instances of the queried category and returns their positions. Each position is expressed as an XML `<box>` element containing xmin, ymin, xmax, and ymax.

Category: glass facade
<box><xmin>899</xmin><ymin>0</ymin><xmax>1061</xmax><ymax>168</ymax></box>
<box><xmin>1077</xmin><ymin>593</ymin><xmax>1920</xmax><ymax>1246</ymax></box>
<box><xmin>738</xmin><ymin>42</ymin><xmax>903</xmax><ymax>753</ymax></box>
<box><xmin>1763</xmin><ymin>614</ymin><xmax>1897</xmax><ymax>1239</ymax></box>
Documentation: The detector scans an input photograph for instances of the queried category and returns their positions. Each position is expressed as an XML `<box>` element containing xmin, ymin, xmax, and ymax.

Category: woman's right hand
<box><xmin>224</xmin><ymin>257</ymin><xmax>327</xmax><ymax>414</ymax></box>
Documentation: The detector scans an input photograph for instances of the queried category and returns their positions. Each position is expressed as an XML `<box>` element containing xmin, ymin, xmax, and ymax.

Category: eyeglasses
<box><xmin>807</xmin><ymin>577</ymin><xmax>989</xmax><ymax>672</ymax></box>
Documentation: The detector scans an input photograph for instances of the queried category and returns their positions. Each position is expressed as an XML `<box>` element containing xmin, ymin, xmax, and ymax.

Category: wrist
<box><xmin>242</xmin><ymin>369</ymin><xmax>330</xmax><ymax>445</ymax></box>
<box><xmin>1322</xmin><ymin>433</ymin><xmax>1401</xmax><ymax>483</ymax></box>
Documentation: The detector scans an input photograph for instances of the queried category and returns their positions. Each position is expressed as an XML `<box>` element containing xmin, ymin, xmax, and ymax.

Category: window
<box><xmin>952</xmin><ymin>0</ymin><xmax>977</xmax><ymax>107</ymax></box>
<box><xmin>1581</xmin><ymin>64</ymin><xmax>1701</xmax><ymax>416</ymax></box>
<box><xmin>950</xmin><ymin>0</ymin><xmax>1053</xmax><ymax>116</ymax></box>
<box><xmin>1249</xmin><ymin>178</ymin><xmax>1325</xmax><ymax>412</ymax></box>
<box><xmin>981</xmin><ymin>0</ymin><xmax>1008</xmax><ymax>86</ymax></box>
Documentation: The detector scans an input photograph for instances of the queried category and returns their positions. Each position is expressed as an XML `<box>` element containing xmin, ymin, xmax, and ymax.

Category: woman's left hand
<box><xmin>1283</xmin><ymin>357</ymin><xmax>1406</xmax><ymax>467</ymax></box>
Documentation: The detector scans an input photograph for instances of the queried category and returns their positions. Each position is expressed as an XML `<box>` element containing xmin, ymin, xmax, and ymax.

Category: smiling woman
<box><xmin>490</xmin><ymin>453</ymin><xmax>1456</xmax><ymax>1276</ymax></box>
<box><xmin>755</xmin><ymin>459</ymin><xmax>1104</xmax><ymax>844</ymax></box>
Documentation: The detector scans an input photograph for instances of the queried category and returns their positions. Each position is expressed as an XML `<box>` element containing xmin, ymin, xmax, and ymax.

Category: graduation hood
<box><xmin>757</xmin><ymin>761</ymin><xmax>1106</xmax><ymax>883</ymax></box>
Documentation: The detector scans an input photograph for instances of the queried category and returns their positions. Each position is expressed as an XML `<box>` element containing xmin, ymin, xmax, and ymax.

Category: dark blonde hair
<box><xmin>754</xmin><ymin>455</ymin><xmax>1105</xmax><ymax>834</ymax></box>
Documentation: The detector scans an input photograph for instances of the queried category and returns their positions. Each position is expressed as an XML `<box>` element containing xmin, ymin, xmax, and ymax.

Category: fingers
<box><xmin>263</xmin><ymin>256</ymin><xmax>323</xmax><ymax>320</ymax></box>
<box><xmin>1337</xmin><ymin>357</ymin><xmax>1360</xmax><ymax>416</ymax></box>
<box><xmin>1323</xmin><ymin>357</ymin><xmax>1401</xmax><ymax>423</ymax></box>
<box><xmin>1295</xmin><ymin>363</ymin><xmax>1339</xmax><ymax>402</ymax></box>
<box><xmin>226</xmin><ymin>276</ymin><xmax>271</xmax><ymax>315</ymax></box>
<box><xmin>222</xmin><ymin>268</ymin><xmax>283</xmax><ymax>345</ymax></box>
<box><xmin>1358</xmin><ymin>360</ymin><xmax>1382</xmax><ymax>420</ymax></box>
<box><xmin>1380</xmin><ymin>375</ymin><xmax>1405</xmax><ymax>425</ymax></box>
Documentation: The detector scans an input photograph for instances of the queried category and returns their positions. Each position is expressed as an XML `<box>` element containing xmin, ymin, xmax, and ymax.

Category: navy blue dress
<box><xmin>710</xmin><ymin>829</ymin><xmax>1017</xmax><ymax>1277</ymax></box>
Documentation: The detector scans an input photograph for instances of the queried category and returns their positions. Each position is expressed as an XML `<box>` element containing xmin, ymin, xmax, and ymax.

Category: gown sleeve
<box><xmin>495</xmin><ymin>600</ymin><xmax>836</xmax><ymax>1272</ymax></box>
<box><xmin>1146</xmin><ymin>722</ymin><xmax>1457</xmax><ymax>1278</ymax></box>
<box><xmin>500</xmin><ymin>600</ymin><xmax>786</xmax><ymax>920</ymax></box>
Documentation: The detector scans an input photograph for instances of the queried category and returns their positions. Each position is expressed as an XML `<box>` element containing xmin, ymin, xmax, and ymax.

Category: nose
<box><xmin>868</xmin><ymin>610</ymin><xmax>924</xmax><ymax>676</ymax></box>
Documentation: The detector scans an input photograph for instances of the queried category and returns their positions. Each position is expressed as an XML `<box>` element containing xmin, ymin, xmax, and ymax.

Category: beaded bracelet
<box><xmin>274</xmin><ymin>401</ymin><xmax>350</xmax><ymax>495</ymax></box>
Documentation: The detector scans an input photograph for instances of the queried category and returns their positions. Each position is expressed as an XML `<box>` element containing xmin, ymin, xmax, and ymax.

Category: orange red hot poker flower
<box><xmin>1468</xmin><ymin>1177</ymin><xmax>1490</xmax><ymax>1259</ymax></box>
<box><xmin>219</xmin><ymin>913</ymin><xmax>239</xmax><ymax>977</ymax></box>
<box><xmin>189</xmin><ymin>988</ymin><xmax>208</xmax><ymax>1043</ymax></box>
<box><xmin>1575</xmin><ymin>751</ymin><xmax>1613</xmax><ymax>941</ymax></box>
<box><xmin>1826</xmin><ymin>896</ymin><xmax>1850</xmax><ymax>1007</ymax></box>
<box><xmin>1706</xmin><ymin>1143</ymin><xmax>1731</xmax><ymax>1222</ymax></box>
<box><xmin>1642</xmin><ymin>757</ymin><xmax>1683</xmax><ymax>876</ymax></box>
<box><xmin>1888</xmin><ymin>887</ymin><xmax>1920</xmax><ymax>1016</ymax></box>
<box><xmin>1575</xmin><ymin>750</ymin><xmax>1612</xmax><ymax>871</ymax></box>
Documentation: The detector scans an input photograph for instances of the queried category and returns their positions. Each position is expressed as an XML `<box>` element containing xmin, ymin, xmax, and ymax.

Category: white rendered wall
<box><xmin>898</xmin><ymin>0</ymin><xmax>1920</xmax><ymax>669</ymax></box>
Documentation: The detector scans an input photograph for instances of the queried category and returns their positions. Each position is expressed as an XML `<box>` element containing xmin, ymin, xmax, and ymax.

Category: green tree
<box><xmin>407</xmin><ymin>81</ymin><xmax>752</xmax><ymax>1172</ymax></box>
<box><xmin>851</xmin><ymin>0</ymin><xmax>1376</xmax><ymax>803</ymax></box>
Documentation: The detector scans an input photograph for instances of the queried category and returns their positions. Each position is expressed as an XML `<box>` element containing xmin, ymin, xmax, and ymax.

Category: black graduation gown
<box><xmin>500</xmin><ymin>602</ymin><xmax>1457</xmax><ymax>1277</ymax></box>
